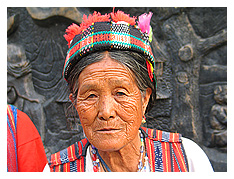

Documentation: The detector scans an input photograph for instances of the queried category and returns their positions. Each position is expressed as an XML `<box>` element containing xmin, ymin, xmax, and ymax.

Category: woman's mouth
<box><xmin>96</xmin><ymin>128</ymin><xmax>121</xmax><ymax>134</ymax></box>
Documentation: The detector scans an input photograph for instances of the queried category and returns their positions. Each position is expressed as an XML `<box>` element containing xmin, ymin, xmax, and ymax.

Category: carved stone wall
<box><xmin>7</xmin><ymin>7</ymin><xmax>227</xmax><ymax>171</ymax></box>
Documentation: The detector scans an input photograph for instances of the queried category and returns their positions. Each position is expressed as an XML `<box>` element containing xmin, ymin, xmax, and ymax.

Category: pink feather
<box><xmin>137</xmin><ymin>12</ymin><xmax>153</xmax><ymax>34</ymax></box>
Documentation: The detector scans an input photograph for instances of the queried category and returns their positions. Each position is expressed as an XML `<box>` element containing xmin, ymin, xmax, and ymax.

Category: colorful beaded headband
<box><xmin>63</xmin><ymin>10</ymin><xmax>156</xmax><ymax>83</ymax></box>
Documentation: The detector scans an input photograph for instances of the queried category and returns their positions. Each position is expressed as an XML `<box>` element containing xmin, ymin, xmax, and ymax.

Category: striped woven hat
<box><xmin>63</xmin><ymin>10</ymin><xmax>155</xmax><ymax>83</ymax></box>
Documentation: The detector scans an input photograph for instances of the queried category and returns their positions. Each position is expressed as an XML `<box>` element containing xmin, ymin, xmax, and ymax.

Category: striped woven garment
<box><xmin>7</xmin><ymin>104</ymin><xmax>18</xmax><ymax>172</ymax></box>
<box><xmin>142</xmin><ymin>127</ymin><xmax>189</xmax><ymax>172</ymax></box>
<box><xmin>49</xmin><ymin>127</ymin><xmax>189</xmax><ymax>172</ymax></box>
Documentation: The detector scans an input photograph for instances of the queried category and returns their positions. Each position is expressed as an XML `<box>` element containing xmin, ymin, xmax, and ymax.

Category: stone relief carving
<box><xmin>209</xmin><ymin>85</ymin><xmax>227</xmax><ymax>149</ymax></box>
<box><xmin>160</xmin><ymin>10</ymin><xmax>227</xmax><ymax>143</ymax></box>
<box><xmin>7</xmin><ymin>14</ymin><xmax>20</xmax><ymax>36</ymax></box>
<box><xmin>26</xmin><ymin>7</ymin><xmax>90</xmax><ymax>26</ymax></box>
<box><xmin>7</xmin><ymin>43</ymin><xmax>46</xmax><ymax>141</ymax></box>
<box><xmin>7</xmin><ymin>7</ymin><xmax>227</xmax><ymax>171</ymax></box>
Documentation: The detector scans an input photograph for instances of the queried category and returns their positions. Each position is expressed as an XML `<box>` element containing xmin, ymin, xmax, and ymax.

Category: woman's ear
<box><xmin>142</xmin><ymin>88</ymin><xmax>152</xmax><ymax>114</ymax></box>
<box><xmin>69</xmin><ymin>93</ymin><xmax>75</xmax><ymax>103</ymax></box>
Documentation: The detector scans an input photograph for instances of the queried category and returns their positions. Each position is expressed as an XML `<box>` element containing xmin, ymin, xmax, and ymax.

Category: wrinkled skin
<box><xmin>70</xmin><ymin>54</ymin><xmax>152</xmax><ymax>171</ymax></box>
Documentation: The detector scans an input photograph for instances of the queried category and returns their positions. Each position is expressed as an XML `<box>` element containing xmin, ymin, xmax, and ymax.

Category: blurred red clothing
<box><xmin>8</xmin><ymin>105</ymin><xmax>47</xmax><ymax>172</ymax></box>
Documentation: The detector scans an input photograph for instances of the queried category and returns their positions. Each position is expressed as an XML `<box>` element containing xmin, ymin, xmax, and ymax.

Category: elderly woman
<box><xmin>47</xmin><ymin>10</ymin><xmax>213</xmax><ymax>172</ymax></box>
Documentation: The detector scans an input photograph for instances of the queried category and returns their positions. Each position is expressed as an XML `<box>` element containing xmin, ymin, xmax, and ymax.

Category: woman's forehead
<box><xmin>79</xmin><ymin>58</ymin><xmax>133</xmax><ymax>78</ymax></box>
<box><xmin>78</xmin><ymin>78</ymin><xmax>134</xmax><ymax>93</ymax></box>
<box><xmin>78</xmin><ymin>58</ymin><xmax>137</xmax><ymax>88</ymax></box>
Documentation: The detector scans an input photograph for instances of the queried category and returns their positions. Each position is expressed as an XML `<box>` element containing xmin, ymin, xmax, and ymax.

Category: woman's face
<box><xmin>70</xmin><ymin>56</ymin><xmax>151</xmax><ymax>151</ymax></box>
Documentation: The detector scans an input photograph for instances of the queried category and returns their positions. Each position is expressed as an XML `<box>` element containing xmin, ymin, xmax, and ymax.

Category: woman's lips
<box><xmin>96</xmin><ymin>128</ymin><xmax>121</xmax><ymax>133</ymax></box>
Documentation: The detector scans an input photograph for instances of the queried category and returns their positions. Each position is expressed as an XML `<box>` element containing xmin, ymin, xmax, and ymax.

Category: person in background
<box><xmin>7</xmin><ymin>104</ymin><xmax>47</xmax><ymax>172</ymax></box>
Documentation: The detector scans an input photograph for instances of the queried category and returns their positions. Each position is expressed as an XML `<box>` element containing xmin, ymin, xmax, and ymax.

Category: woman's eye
<box><xmin>116</xmin><ymin>92</ymin><xmax>126</xmax><ymax>96</ymax></box>
<box><xmin>87</xmin><ymin>94</ymin><xmax>97</xmax><ymax>99</ymax></box>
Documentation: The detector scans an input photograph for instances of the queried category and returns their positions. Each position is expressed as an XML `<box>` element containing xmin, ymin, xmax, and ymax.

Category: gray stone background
<box><xmin>7</xmin><ymin>7</ymin><xmax>227</xmax><ymax>172</ymax></box>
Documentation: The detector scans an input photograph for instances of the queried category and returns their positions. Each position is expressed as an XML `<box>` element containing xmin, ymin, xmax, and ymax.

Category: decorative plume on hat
<box><xmin>63</xmin><ymin>9</ymin><xmax>155</xmax><ymax>83</ymax></box>
<box><xmin>137</xmin><ymin>12</ymin><xmax>154</xmax><ymax>81</ymax></box>
<box><xmin>110</xmin><ymin>10</ymin><xmax>137</xmax><ymax>25</ymax></box>
<box><xmin>64</xmin><ymin>12</ymin><xmax>110</xmax><ymax>48</ymax></box>
<box><xmin>138</xmin><ymin>12</ymin><xmax>153</xmax><ymax>42</ymax></box>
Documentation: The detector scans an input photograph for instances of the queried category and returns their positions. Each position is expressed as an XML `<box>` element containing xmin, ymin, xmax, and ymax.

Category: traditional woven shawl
<box><xmin>49</xmin><ymin>127</ymin><xmax>189</xmax><ymax>172</ymax></box>
<box><xmin>142</xmin><ymin>127</ymin><xmax>189</xmax><ymax>172</ymax></box>
<box><xmin>7</xmin><ymin>104</ymin><xmax>18</xmax><ymax>172</ymax></box>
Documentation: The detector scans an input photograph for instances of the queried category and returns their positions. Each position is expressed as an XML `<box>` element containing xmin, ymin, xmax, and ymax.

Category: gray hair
<box><xmin>67</xmin><ymin>50</ymin><xmax>156</xmax><ymax>113</ymax></box>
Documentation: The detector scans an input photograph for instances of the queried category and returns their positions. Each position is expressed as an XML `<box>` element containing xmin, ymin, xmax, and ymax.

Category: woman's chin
<box><xmin>90</xmin><ymin>137</ymin><xmax>126</xmax><ymax>152</ymax></box>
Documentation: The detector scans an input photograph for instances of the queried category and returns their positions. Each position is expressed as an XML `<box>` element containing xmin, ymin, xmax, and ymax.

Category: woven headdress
<box><xmin>63</xmin><ymin>10</ymin><xmax>156</xmax><ymax>83</ymax></box>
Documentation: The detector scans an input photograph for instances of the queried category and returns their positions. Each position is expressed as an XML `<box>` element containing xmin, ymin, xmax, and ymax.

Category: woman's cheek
<box><xmin>117</xmin><ymin>95</ymin><xmax>143</xmax><ymax>121</ymax></box>
<box><xmin>117</xmin><ymin>99</ymin><xmax>143</xmax><ymax>137</ymax></box>
<box><xmin>76</xmin><ymin>100</ymin><xmax>97</xmax><ymax>125</ymax></box>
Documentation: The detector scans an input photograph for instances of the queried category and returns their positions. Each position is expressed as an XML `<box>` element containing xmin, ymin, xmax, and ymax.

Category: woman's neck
<box><xmin>97</xmin><ymin>132</ymin><xmax>143</xmax><ymax>172</ymax></box>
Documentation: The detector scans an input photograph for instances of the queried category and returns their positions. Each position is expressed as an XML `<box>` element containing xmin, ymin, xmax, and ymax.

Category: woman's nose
<box><xmin>97</xmin><ymin>95</ymin><xmax>116</xmax><ymax>120</ymax></box>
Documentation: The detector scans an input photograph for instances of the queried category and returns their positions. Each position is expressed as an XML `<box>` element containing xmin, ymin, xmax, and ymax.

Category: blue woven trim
<box><xmin>70</xmin><ymin>160</ymin><xmax>77</xmax><ymax>172</ymax></box>
<box><xmin>8</xmin><ymin>105</ymin><xmax>17</xmax><ymax>132</ymax></box>
<box><xmin>153</xmin><ymin>140</ymin><xmax>164</xmax><ymax>172</ymax></box>
<box><xmin>12</xmin><ymin>106</ymin><xmax>17</xmax><ymax>128</ymax></box>
<box><xmin>161</xmin><ymin>131</ymin><xmax>170</xmax><ymax>142</ymax></box>
<box><xmin>74</xmin><ymin>142</ymin><xmax>79</xmax><ymax>159</ymax></box>
<box><xmin>59</xmin><ymin>148</ymin><xmax>69</xmax><ymax>164</ymax></box>
<box><xmin>67</xmin><ymin>30</ymin><xmax>150</xmax><ymax>55</ymax></box>
<box><xmin>7</xmin><ymin>105</ymin><xmax>18</xmax><ymax>171</ymax></box>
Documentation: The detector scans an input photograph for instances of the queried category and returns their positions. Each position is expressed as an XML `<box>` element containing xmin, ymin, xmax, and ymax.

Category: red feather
<box><xmin>110</xmin><ymin>10</ymin><xmax>136</xmax><ymax>25</ymax></box>
<box><xmin>64</xmin><ymin>11</ymin><xmax>110</xmax><ymax>48</ymax></box>
<box><xmin>83</xmin><ymin>11</ymin><xmax>110</xmax><ymax>27</ymax></box>
<box><xmin>64</xmin><ymin>23</ymin><xmax>83</xmax><ymax>48</ymax></box>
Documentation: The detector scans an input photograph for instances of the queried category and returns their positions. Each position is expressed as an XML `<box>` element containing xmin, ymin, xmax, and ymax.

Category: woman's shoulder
<box><xmin>181</xmin><ymin>137</ymin><xmax>214</xmax><ymax>172</ymax></box>
<box><xmin>48</xmin><ymin>138</ymin><xmax>89</xmax><ymax>168</ymax></box>
<box><xmin>140</xmin><ymin>127</ymin><xmax>182</xmax><ymax>143</ymax></box>
<box><xmin>141</xmin><ymin>127</ymin><xmax>213</xmax><ymax>172</ymax></box>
